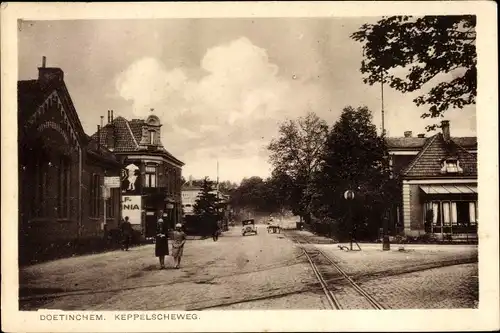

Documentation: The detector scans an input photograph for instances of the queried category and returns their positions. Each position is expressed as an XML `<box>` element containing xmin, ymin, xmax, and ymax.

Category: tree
<box><xmin>311</xmin><ymin>106</ymin><xmax>398</xmax><ymax>240</ymax></box>
<box><xmin>193</xmin><ymin>177</ymin><xmax>220</xmax><ymax>221</ymax></box>
<box><xmin>218</xmin><ymin>180</ymin><xmax>238</xmax><ymax>195</ymax></box>
<box><xmin>351</xmin><ymin>16</ymin><xmax>476</xmax><ymax>129</ymax></box>
<box><xmin>268</xmin><ymin>112</ymin><xmax>329</xmax><ymax>221</ymax></box>
<box><xmin>228</xmin><ymin>176</ymin><xmax>289</xmax><ymax>215</ymax></box>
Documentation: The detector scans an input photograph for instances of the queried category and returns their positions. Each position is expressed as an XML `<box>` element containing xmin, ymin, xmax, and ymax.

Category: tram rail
<box><xmin>286</xmin><ymin>233</ymin><xmax>385</xmax><ymax>310</ymax></box>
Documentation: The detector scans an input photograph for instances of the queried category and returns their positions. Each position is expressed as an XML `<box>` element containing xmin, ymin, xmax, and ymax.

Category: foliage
<box><xmin>267</xmin><ymin>112</ymin><xmax>329</xmax><ymax>220</ymax></box>
<box><xmin>351</xmin><ymin>16</ymin><xmax>476</xmax><ymax>129</ymax></box>
<box><xmin>229</xmin><ymin>176</ymin><xmax>285</xmax><ymax>214</ymax></box>
<box><xmin>311</xmin><ymin>106</ymin><xmax>399</xmax><ymax>240</ymax></box>
<box><xmin>193</xmin><ymin>177</ymin><xmax>220</xmax><ymax>222</ymax></box>
<box><xmin>217</xmin><ymin>180</ymin><xmax>239</xmax><ymax>195</ymax></box>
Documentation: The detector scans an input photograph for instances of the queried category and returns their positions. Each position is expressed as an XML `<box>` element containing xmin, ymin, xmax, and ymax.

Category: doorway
<box><xmin>145</xmin><ymin>211</ymin><xmax>157</xmax><ymax>238</ymax></box>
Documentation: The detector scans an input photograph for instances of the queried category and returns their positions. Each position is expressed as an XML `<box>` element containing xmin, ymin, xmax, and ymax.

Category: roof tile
<box><xmin>402</xmin><ymin>133</ymin><xmax>477</xmax><ymax>178</ymax></box>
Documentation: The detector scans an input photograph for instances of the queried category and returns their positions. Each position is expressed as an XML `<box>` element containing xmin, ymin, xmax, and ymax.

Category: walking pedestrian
<box><xmin>155</xmin><ymin>218</ymin><xmax>169</xmax><ymax>269</ymax></box>
<box><xmin>121</xmin><ymin>216</ymin><xmax>133</xmax><ymax>251</ymax></box>
<box><xmin>212</xmin><ymin>218</ymin><xmax>219</xmax><ymax>242</ymax></box>
<box><xmin>171</xmin><ymin>223</ymin><xmax>186</xmax><ymax>269</ymax></box>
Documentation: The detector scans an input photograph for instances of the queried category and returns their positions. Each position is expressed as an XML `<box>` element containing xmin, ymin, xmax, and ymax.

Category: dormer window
<box><xmin>441</xmin><ymin>158</ymin><xmax>463</xmax><ymax>174</ymax></box>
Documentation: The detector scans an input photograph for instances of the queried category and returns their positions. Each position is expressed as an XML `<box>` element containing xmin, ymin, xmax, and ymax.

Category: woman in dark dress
<box><xmin>155</xmin><ymin>218</ymin><xmax>169</xmax><ymax>269</ymax></box>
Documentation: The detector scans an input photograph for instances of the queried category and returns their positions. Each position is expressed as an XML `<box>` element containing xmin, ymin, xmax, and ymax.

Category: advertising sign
<box><xmin>121</xmin><ymin>195</ymin><xmax>142</xmax><ymax>225</ymax></box>
<box><xmin>121</xmin><ymin>162</ymin><xmax>141</xmax><ymax>193</ymax></box>
<box><xmin>104</xmin><ymin>176</ymin><xmax>121</xmax><ymax>188</ymax></box>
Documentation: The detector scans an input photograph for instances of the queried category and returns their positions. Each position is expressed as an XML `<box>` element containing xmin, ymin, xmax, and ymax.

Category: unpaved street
<box><xmin>20</xmin><ymin>226</ymin><xmax>478</xmax><ymax>310</ymax></box>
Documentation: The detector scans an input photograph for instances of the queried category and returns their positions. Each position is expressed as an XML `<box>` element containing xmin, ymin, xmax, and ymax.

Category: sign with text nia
<box><xmin>122</xmin><ymin>195</ymin><xmax>142</xmax><ymax>225</ymax></box>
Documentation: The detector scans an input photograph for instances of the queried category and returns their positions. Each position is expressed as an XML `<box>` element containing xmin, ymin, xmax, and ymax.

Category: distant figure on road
<box><xmin>171</xmin><ymin>223</ymin><xmax>186</xmax><ymax>269</ymax></box>
<box><xmin>121</xmin><ymin>216</ymin><xmax>133</xmax><ymax>251</ymax></box>
<box><xmin>155</xmin><ymin>218</ymin><xmax>169</xmax><ymax>269</ymax></box>
<box><xmin>211</xmin><ymin>217</ymin><xmax>220</xmax><ymax>241</ymax></box>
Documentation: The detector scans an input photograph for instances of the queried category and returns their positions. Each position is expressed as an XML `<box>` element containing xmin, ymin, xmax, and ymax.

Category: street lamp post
<box><xmin>344</xmin><ymin>190</ymin><xmax>355</xmax><ymax>251</ymax></box>
<box><xmin>382</xmin><ymin>210</ymin><xmax>390</xmax><ymax>251</ymax></box>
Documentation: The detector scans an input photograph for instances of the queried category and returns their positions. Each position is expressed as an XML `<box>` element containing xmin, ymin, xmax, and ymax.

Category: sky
<box><xmin>18</xmin><ymin>18</ymin><xmax>476</xmax><ymax>183</ymax></box>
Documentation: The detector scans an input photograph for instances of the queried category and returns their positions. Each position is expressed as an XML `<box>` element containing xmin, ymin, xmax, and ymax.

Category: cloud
<box><xmin>114</xmin><ymin>37</ymin><xmax>332</xmax><ymax>181</ymax></box>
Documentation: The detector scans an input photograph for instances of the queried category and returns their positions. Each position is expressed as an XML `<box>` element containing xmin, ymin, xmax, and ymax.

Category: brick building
<box><xmin>92</xmin><ymin>110</ymin><xmax>184</xmax><ymax>239</ymax></box>
<box><xmin>18</xmin><ymin>60</ymin><xmax>122</xmax><ymax>263</ymax></box>
<box><xmin>387</xmin><ymin>121</ymin><xmax>477</xmax><ymax>240</ymax></box>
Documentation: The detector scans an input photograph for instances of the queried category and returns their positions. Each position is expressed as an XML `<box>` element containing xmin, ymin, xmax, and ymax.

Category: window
<box><xmin>34</xmin><ymin>150</ymin><xmax>49</xmax><ymax>217</ymax></box>
<box><xmin>441</xmin><ymin>159</ymin><xmax>463</xmax><ymax>174</ymax></box>
<box><xmin>425</xmin><ymin>200</ymin><xmax>477</xmax><ymax>233</ymax></box>
<box><xmin>90</xmin><ymin>174</ymin><xmax>101</xmax><ymax>217</ymax></box>
<box><xmin>57</xmin><ymin>156</ymin><xmax>70</xmax><ymax>218</ymax></box>
<box><xmin>145</xmin><ymin>166</ymin><xmax>157</xmax><ymax>187</ymax></box>
<box><xmin>106</xmin><ymin>188</ymin><xmax>117</xmax><ymax>218</ymax></box>
<box><xmin>442</xmin><ymin>202</ymin><xmax>451</xmax><ymax>226</ymax></box>
<box><xmin>150</xmin><ymin>131</ymin><xmax>155</xmax><ymax>145</ymax></box>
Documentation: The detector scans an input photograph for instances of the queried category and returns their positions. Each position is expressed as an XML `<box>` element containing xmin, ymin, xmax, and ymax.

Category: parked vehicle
<box><xmin>242</xmin><ymin>219</ymin><xmax>258</xmax><ymax>236</ymax></box>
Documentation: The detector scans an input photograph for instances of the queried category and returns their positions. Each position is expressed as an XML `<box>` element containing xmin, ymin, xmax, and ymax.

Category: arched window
<box><xmin>149</xmin><ymin>131</ymin><xmax>155</xmax><ymax>145</ymax></box>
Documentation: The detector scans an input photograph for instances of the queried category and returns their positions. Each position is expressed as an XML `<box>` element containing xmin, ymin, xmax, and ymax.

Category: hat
<box><xmin>175</xmin><ymin>223</ymin><xmax>182</xmax><ymax>228</ymax></box>
<box><xmin>157</xmin><ymin>218</ymin><xmax>164</xmax><ymax>223</ymax></box>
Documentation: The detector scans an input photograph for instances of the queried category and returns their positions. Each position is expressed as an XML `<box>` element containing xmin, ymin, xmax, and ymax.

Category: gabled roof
<box><xmin>18</xmin><ymin>78</ymin><xmax>88</xmax><ymax>145</ymax></box>
<box><xmin>386</xmin><ymin>136</ymin><xmax>477</xmax><ymax>150</ymax></box>
<box><xmin>91</xmin><ymin>116</ymin><xmax>139</xmax><ymax>152</ymax></box>
<box><xmin>401</xmin><ymin>133</ymin><xmax>477</xmax><ymax>178</ymax></box>
<box><xmin>90</xmin><ymin>116</ymin><xmax>184</xmax><ymax>166</ymax></box>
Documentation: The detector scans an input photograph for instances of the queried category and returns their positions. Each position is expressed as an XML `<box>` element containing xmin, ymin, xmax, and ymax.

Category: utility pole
<box><xmin>381</xmin><ymin>71</ymin><xmax>390</xmax><ymax>251</ymax></box>
<box><xmin>216</xmin><ymin>160</ymin><xmax>220</xmax><ymax>227</ymax></box>
<box><xmin>381</xmin><ymin>71</ymin><xmax>386</xmax><ymax>136</ymax></box>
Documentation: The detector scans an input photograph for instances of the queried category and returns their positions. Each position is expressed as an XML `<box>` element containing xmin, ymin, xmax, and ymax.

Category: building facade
<box><xmin>387</xmin><ymin>121</ymin><xmax>477</xmax><ymax>240</ymax></box>
<box><xmin>18</xmin><ymin>62</ymin><xmax>122</xmax><ymax>263</ymax></box>
<box><xmin>181</xmin><ymin>182</ymin><xmax>230</xmax><ymax>216</ymax></box>
<box><xmin>92</xmin><ymin>111</ymin><xmax>184</xmax><ymax>239</ymax></box>
<box><xmin>181</xmin><ymin>184</ymin><xmax>203</xmax><ymax>215</ymax></box>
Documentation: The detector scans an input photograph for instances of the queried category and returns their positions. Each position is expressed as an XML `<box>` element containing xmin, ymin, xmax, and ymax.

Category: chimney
<box><xmin>441</xmin><ymin>120</ymin><xmax>450</xmax><ymax>142</ymax></box>
<box><xmin>97</xmin><ymin>125</ymin><xmax>101</xmax><ymax>150</ymax></box>
<box><xmin>42</xmin><ymin>56</ymin><xmax>46</xmax><ymax>68</ymax></box>
<box><xmin>106</xmin><ymin>111</ymin><xmax>115</xmax><ymax>151</ymax></box>
<box><xmin>417</xmin><ymin>134</ymin><xmax>425</xmax><ymax>138</ymax></box>
<box><xmin>38</xmin><ymin>57</ymin><xmax>64</xmax><ymax>90</ymax></box>
<box><xmin>404</xmin><ymin>131</ymin><xmax>412</xmax><ymax>138</ymax></box>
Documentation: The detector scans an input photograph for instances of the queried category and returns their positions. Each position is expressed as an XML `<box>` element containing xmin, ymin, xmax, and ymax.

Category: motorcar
<box><xmin>242</xmin><ymin>219</ymin><xmax>258</xmax><ymax>236</ymax></box>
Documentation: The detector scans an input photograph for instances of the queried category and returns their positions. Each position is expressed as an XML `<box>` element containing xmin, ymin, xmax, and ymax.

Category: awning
<box><xmin>419</xmin><ymin>184</ymin><xmax>477</xmax><ymax>194</ymax></box>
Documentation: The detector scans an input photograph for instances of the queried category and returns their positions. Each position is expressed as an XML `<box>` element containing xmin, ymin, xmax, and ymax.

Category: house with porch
<box><xmin>386</xmin><ymin>120</ymin><xmax>477</xmax><ymax>241</ymax></box>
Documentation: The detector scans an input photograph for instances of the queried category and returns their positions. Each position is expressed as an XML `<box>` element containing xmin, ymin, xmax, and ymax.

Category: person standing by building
<box><xmin>155</xmin><ymin>218</ymin><xmax>169</xmax><ymax>269</ymax></box>
<box><xmin>171</xmin><ymin>223</ymin><xmax>186</xmax><ymax>269</ymax></box>
<box><xmin>121</xmin><ymin>216</ymin><xmax>133</xmax><ymax>251</ymax></box>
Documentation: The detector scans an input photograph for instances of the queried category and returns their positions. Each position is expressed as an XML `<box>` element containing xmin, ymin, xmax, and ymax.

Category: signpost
<box><xmin>102</xmin><ymin>185</ymin><xmax>111</xmax><ymax>231</ymax></box>
<box><xmin>343</xmin><ymin>190</ymin><xmax>360</xmax><ymax>251</ymax></box>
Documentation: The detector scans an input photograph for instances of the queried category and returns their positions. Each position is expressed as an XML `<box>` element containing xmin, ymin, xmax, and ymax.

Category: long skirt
<box><xmin>155</xmin><ymin>236</ymin><xmax>168</xmax><ymax>257</ymax></box>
